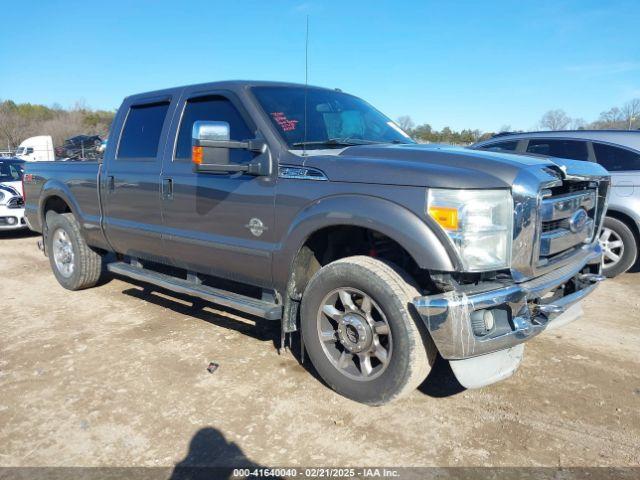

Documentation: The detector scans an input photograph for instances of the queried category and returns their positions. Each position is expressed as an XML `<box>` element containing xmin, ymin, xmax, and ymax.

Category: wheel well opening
<box><xmin>606</xmin><ymin>210</ymin><xmax>640</xmax><ymax>242</ymax></box>
<box><xmin>287</xmin><ymin>226</ymin><xmax>431</xmax><ymax>300</ymax></box>
<box><xmin>43</xmin><ymin>195</ymin><xmax>71</xmax><ymax>216</ymax></box>
<box><xmin>43</xmin><ymin>196</ymin><xmax>72</xmax><ymax>220</ymax></box>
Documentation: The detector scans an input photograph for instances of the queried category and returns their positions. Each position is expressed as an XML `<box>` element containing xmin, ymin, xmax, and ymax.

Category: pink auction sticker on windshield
<box><xmin>271</xmin><ymin>112</ymin><xmax>298</xmax><ymax>132</ymax></box>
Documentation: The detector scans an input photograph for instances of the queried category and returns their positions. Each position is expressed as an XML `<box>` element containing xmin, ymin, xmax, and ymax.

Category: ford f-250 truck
<box><xmin>24</xmin><ymin>81</ymin><xmax>610</xmax><ymax>405</ymax></box>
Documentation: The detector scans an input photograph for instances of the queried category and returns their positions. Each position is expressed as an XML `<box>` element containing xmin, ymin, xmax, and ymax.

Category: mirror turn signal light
<box><xmin>192</xmin><ymin>146</ymin><xmax>203</xmax><ymax>165</ymax></box>
<box><xmin>428</xmin><ymin>206</ymin><xmax>459</xmax><ymax>230</ymax></box>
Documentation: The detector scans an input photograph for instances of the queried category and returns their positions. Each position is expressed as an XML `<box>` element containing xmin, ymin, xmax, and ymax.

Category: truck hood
<box><xmin>302</xmin><ymin>144</ymin><xmax>566</xmax><ymax>189</ymax></box>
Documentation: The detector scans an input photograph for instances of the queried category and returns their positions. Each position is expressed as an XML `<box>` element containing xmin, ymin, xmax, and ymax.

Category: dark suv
<box><xmin>473</xmin><ymin>130</ymin><xmax>640</xmax><ymax>277</ymax></box>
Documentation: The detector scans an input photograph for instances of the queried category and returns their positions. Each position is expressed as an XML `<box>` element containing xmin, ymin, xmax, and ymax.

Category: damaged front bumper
<box><xmin>413</xmin><ymin>242</ymin><xmax>604</xmax><ymax>362</ymax></box>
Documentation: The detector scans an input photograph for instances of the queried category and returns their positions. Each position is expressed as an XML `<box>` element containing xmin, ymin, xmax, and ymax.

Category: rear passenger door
<box><xmin>102</xmin><ymin>96</ymin><xmax>175</xmax><ymax>261</ymax></box>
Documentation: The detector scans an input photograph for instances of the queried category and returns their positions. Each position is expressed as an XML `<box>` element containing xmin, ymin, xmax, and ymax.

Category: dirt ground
<box><xmin>1</xmin><ymin>230</ymin><xmax>639</xmax><ymax>468</ymax></box>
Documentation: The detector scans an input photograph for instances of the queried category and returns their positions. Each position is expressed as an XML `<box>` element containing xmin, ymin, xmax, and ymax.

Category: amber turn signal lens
<box><xmin>428</xmin><ymin>206</ymin><xmax>459</xmax><ymax>230</ymax></box>
<box><xmin>192</xmin><ymin>146</ymin><xmax>203</xmax><ymax>165</ymax></box>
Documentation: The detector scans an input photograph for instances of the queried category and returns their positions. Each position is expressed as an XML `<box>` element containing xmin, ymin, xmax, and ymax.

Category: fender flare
<box><xmin>38</xmin><ymin>179</ymin><xmax>82</xmax><ymax>228</ymax></box>
<box><xmin>273</xmin><ymin>194</ymin><xmax>460</xmax><ymax>292</ymax></box>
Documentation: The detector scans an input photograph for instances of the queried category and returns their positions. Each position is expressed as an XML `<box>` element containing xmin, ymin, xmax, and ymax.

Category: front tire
<box><xmin>45</xmin><ymin>211</ymin><xmax>102</xmax><ymax>290</ymax></box>
<box><xmin>301</xmin><ymin>256</ymin><xmax>436</xmax><ymax>405</ymax></box>
<box><xmin>600</xmin><ymin>216</ymin><xmax>637</xmax><ymax>278</ymax></box>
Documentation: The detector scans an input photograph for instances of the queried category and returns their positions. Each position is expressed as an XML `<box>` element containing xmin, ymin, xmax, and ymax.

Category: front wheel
<box><xmin>599</xmin><ymin>217</ymin><xmax>637</xmax><ymax>278</ymax></box>
<box><xmin>301</xmin><ymin>256</ymin><xmax>436</xmax><ymax>405</ymax></box>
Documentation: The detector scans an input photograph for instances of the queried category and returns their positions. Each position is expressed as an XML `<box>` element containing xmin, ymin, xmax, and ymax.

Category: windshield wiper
<box><xmin>292</xmin><ymin>138</ymin><xmax>383</xmax><ymax>148</ymax></box>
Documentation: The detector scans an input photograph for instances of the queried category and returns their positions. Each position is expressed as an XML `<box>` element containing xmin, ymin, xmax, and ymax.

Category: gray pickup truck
<box><xmin>24</xmin><ymin>81</ymin><xmax>610</xmax><ymax>405</ymax></box>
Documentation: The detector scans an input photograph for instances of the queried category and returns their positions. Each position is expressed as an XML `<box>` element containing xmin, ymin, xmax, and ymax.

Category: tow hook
<box><xmin>577</xmin><ymin>273</ymin><xmax>606</xmax><ymax>283</ymax></box>
<box><xmin>531</xmin><ymin>304</ymin><xmax>564</xmax><ymax>325</ymax></box>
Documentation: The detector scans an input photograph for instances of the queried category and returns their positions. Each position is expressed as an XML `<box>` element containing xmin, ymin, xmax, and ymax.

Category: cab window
<box><xmin>174</xmin><ymin>95</ymin><xmax>253</xmax><ymax>163</ymax></box>
<box><xmin>117</xmin><ymin>101</ymin><xmax>170</xmax><ymax>159</ymax></box>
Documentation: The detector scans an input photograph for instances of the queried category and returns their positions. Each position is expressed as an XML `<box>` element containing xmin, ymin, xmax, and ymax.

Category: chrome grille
<box><xmin>538</xmin><ymin>187</ymin><xmax>597</xmax><ymax>262</ymax></box>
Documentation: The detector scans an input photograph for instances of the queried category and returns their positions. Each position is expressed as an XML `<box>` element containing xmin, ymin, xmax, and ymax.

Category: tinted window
<box><xmin>481</xmin><ymin>140</ymin><xmax>518</xmax><ymax>152</ymax></box>
<box><xmin>593</xmin><ymin>142</ymin><xmax>640</xmax><ymax>171</ymax></box>
<box><xmin>175</xmin><ymin>96</ymin><xmax>253</xmax><ymax>163</ymax></box>
<box><xmin>117</xmin><ymin>101</ymin><xmax>170</xmax><ymax>159</ymax></box>
<box><xmin>526</xmin><ymin>139</ymin><xmax>588</xmax><ymax>160</ymax></box>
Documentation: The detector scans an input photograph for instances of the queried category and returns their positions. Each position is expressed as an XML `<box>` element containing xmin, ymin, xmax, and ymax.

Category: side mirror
<box><xmin>191</xmin><ymin>120</ymin><xmax>269</xmax><ymax>175</ymax></box>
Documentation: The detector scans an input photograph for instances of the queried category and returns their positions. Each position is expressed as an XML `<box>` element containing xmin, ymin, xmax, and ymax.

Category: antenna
<box><xmin>303</xmin><ymin>15</ymin><xmax>309</xmax><ymax>157</ymax></box>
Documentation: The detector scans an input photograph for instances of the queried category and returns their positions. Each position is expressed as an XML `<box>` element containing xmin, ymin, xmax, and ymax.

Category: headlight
<box><xmin>427</xmin><ymin>188</ymin><xmax>513</xmax><ymax>271</ymax></box>
<box><xmin>0</xmin><ymin>191</ymin><xmax>5</xmax><ymax>204</ymax></box>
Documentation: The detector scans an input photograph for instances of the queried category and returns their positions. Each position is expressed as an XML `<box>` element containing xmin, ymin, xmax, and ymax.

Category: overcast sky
<box><xmin>1</xmin><ymin>0</ymin><xmax>639</xmax><ymax>131</ymax></box>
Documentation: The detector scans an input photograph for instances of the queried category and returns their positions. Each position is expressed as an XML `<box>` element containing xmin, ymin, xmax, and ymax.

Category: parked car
<box><xmin>0</xmin><ymin>157</ymin><xmax>27</xmax><ymax>230</ymax></box>
<box><xmin>24</xmin><ymin>81</ymin><xmax>609</xmax><ymax>404</ymax></box>
<box><xmin>472</xmin><ymin>130</ymin><xmax>640</xmax><ymax>277</ymax></box>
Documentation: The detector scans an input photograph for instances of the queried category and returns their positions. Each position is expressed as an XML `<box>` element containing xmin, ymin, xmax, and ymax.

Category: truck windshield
<box><xmin>252</xmin><ymin>86</ymin><xmax>415</xmax><ymax>150</ymax></box>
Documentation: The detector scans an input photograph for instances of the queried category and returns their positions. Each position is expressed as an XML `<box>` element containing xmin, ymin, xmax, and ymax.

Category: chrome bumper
<box><xmin>413</xmin><ymin>243</ymin><xmax>604</xmax><ymax>360</ymax></box>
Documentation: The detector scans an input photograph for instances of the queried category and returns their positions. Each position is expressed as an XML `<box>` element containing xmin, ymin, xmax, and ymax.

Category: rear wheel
<box><xmin>301</xmin><ymin>256</ymin><xmax>436</xmax><ymax>405</ymax></box>
<box><xmin>600</xmin><ymin>216</ymin><xmax>637</xmax><ymax>278</ymax></box>
<box><xmin>45</xmin><ymin>211</ymin><xmax>102</xmax><ymax>290</ymax></box>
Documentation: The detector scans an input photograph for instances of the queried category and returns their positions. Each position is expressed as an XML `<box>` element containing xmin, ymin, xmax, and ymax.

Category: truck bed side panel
<box><xmin>24</xmin><ymin>161</ymin><xmax>110</xmax><ymax>250</ymax></box>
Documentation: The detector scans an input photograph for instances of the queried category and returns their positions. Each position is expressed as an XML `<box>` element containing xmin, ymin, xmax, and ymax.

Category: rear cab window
<box><xmin>526</xmin><ymin>139</ymin><xmax>588</xmax><ymax>160</ymax></box>
<box><xmin>117</xmin><ymin>101</ymin><xmax>171</xmax><ymax>160</ymax></box>
<box><xmin>593</xmin><ymin>142</ymin><xmax>640</xmax><ymax>172</ymax></box>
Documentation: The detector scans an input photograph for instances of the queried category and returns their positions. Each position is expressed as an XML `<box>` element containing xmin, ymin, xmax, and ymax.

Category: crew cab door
<box><xmin>159</xmin><ymin>89</ymin><xmax>275</xmax><ymax>287</ymax></box>
<box><xmin>101</xmin><ymin>96</ymin><xmax>175</xmax><ymax>260</ymax></box>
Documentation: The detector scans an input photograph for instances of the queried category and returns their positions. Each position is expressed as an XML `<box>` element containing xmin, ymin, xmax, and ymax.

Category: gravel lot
<box><xmin>1</xmin><ymin>230</ymin><xmax>639</xmax><ymax>468</ymax></box>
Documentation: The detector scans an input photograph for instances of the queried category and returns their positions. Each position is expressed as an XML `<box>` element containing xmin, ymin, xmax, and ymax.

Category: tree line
<box><xmin>1</xmin><ymin>96</ymin><xmax>638</xmax><ymax>152</ymax></box>
<box><xmin>398</xmin><ymin>97</ymin><xmax>640</xmax><ymax>145</ymax></box>
<box><xmin>0</xmin><ymin>100</ymin><xmax>114</xmax><ymax>151</ymax></box>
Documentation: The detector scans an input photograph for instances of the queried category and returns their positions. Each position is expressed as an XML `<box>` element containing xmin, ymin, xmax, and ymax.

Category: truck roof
<box><xmin>125</xmin><ymin>80</ymin><xmax>335</xmax><ymax>103</ymax></box>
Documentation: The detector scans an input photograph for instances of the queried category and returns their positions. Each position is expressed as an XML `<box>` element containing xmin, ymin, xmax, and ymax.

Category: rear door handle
<box><xmin>107</xmin><ymin>175</ymin><xmax>115</xmax><ymax>193</ymax></box>
<box><xmin>162</xmin><ymin>178</ymin><xmax>173</xmax><ymax>200</ymax></box>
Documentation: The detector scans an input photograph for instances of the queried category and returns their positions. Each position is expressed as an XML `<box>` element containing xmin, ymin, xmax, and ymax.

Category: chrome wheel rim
<box><xmin>317</xmin><ymin>287</ymin><xmax>392</xmax><ymax>381</ymax></box>
<box><xmin>599</xmin><ymin>227</ymin><xmax>624</xmax><ymax>269</ymax></box>
<box><xmin>52</xmin><ymin>228</ymin><xmax>75</xmax><ymax>278</ymax></box>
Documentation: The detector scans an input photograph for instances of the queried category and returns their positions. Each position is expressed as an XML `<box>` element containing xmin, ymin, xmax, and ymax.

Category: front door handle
<box><xmin>107</xmin><ymin>175</ymin><xmax>115</xmax><ymax>193</ymax></box>
<box><xmin>162</xmin><ymin>178</ymin><xmax>173</xmax><ymax>200</ymax></box>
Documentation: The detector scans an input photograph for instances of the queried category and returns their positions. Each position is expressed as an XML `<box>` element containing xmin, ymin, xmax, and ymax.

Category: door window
<box><xmin>480</xmin><ymin>140</ymin><xmax>518</xmax><ymax>152</ymax></box>
<box><xmin>174</xmin><ymin>95</ymin><xmax>253</xmax><ymax>164</ymax></box>
<box><xmin>526</xmin><ymin>139</ymin><xmax>588</xmax><ymax>160</ymax></box>
<box><xmin>117</xmin><ymin>101</ymin><xmax>170</xmax><ymax>159</ymax></box>
<box><xmin>592</xmin><ymin>142</ymin><xmax>640</xmax><ymax>172</ymax></box>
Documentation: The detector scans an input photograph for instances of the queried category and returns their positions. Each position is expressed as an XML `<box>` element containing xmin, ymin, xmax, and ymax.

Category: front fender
<box><xmin>273</xmin><ymin>194</ymin><xmax>458</xmax><ymax>291</ymax></box>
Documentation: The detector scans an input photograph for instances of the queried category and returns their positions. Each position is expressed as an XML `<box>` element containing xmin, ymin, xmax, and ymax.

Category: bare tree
<box><xmin>539</xmin><ymin>109</ymin><xmax>572</xmax><ymax>131</ymax></box>
<box><xmin>396</xmin><ymin>115</ymin><xmax>415</xmax><ymax>133</ymax></box>
<box><xmin>621</xmin><ymin>99</ymin><xmax>640</xmax><ymax>130</ymax></box>
<box><xmin>571</xmin><ymin>118</ymin><xmax>587</xmax><ymax>130</ymax></box>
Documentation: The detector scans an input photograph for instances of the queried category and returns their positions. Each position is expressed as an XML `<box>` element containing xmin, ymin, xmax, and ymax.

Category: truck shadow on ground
<box><xmin>119</xmin><ymin>283</ymin><xmax>282</xmax><ymax>348</ymax></box>
<box><xmin>0</xmin><ymin>229</ymin><xmax>39</xmax><ymax>240</ymax></box>
<box><xmin>171</xmin><ymin>427</ymin><xmax>282</xmax><ymax>480</ymax></box>
<box><xmin>113</xmin><ymin>271</ymin><xmax>465</xmax><ymax>400</ymax></box>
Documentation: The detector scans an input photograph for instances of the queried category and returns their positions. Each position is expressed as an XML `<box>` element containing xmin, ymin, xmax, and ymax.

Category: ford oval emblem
<box><xmin>568</xmin><ymin>208</ymin><xmax>588</xmax><ymax>233</ymax></box>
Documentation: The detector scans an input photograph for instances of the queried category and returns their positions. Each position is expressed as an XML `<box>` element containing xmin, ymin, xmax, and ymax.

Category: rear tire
<box><xmin>45</xmin><ymin>211</ymin><xmax>102</xmax><ymax>290</ymax></box>
<box><xmin>600</xmin><ymin>216</ymin><xmax>637</xmax><ymax>278</ymax></box>
<box><xmin>301</xmin><ymin>256</ymin><xmax>436</xmax><ymax>405</ymax></box>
